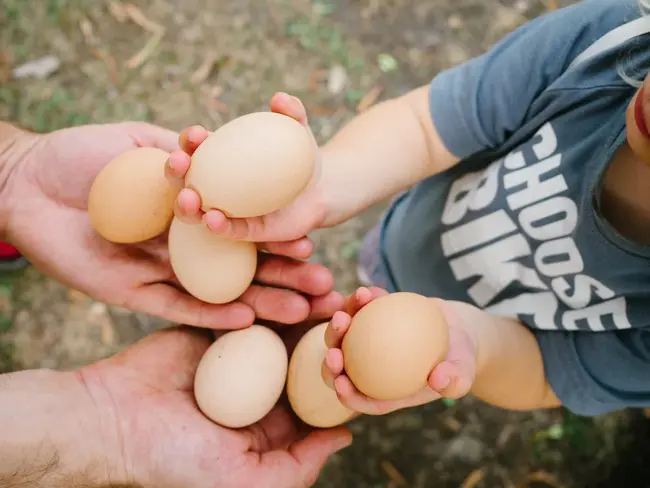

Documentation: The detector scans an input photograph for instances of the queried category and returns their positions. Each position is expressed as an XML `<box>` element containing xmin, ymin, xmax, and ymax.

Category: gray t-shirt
<box><xmin>378</xmin><ymin>0</ymin><xmax>650</xmax><ymax>415</ymax></box>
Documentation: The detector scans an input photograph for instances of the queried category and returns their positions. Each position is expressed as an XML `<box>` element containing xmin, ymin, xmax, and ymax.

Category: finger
<box><xmin>203</xmin><ymin>210</ymin><xmax>271</xmax><ymax>242</ymax></box>
<box><xmin>345</xmin><ymin>286</ymin><xmax>388</xmax><ymax>316</ymax></box>
<box><xmin>270</xmin><ymin>92</ymin><xmax>308</xmax><ymax>126</ymax></box>
<box><xmin>255</xmin><ymin>255</ymin><xmax>335</xmax><ymax>297</ymax></box>
<box><xmin>345</xmin><ymin>287</ymin><xmax>372</xmax><ymax>316</ymax></box>
<box><xmin>260</xmin><ymin>237</ymin><xmax>313</xmax><ymax>260</ymax></box>
<box><xmin>164</xmin><ymin>150</ymin><xmax>192</xmax><ymax>187</ymax></box>
<box><xmin>428</xmin><ymin>360</ymin><xmax>474</xmax><ymax>400</ymax></box>
<box><xmin>124</xmin><ymin>121</ymin><xmax>181</xmax><ymax>153</ymax></box>
<box><xmin>308</xmin><ymin>291</ymin><xmax>345</xmax><ymax>320</ymax></box>
<box><xmin>324</xmin><ymin>311</ymin><xmax>351</xmax><ymax>349</ymax></box>
<box><xmin>174</xmin><ymin>188</ymin><xmax>203</xmax><ymax>224</ymax></box>
<box><xmin>238</xmin><ymin>285</ymin><xmax>310</xmax><ymax>324</ymax></box>
<box><xmin>322</xmin><ymin>348</ymin><xmax>344</xmax><ymax>389</ymax></box>
<box><xmin>126</xmin><ymin>283</ymin><xmax>255</xmax><ymax>329</ymax></box>
<box><xmin>246</xmin><ymin>426</ymin><xmax>351</xmax><ymax>488</ymax></box>
<box><xmin>179</xmin><ymin>124</ymin><xmax>210</xmax><ymax>155</ymax></box>
<box><xmin>97</xmin><ymin>325</ymin><xmax>213</xmax><ymax>390</ymax></box>
<box><xmin>334</xmin><ymin>375</ymin><xmax>441</xmax><ymax>416</ymax></box>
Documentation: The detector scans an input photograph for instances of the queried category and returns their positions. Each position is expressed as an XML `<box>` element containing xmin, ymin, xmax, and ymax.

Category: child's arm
<box><xmin>323</xmin><ymin>288</ymin><xmax>560</xmax><ymax>415</ymax></box>
<box><xmin>442</xmin><ymin>299</ymin><xmax>560</xmax><ymax>411</ymax></box>
<box><xmin>317</xmin><ymin>86</ymin><xmax>460</xmax><ymax>226</ymax></box>
<box><xmin>166</xmin><ymin>90</ymin><xmax>460</xmax><ymax>242</ymax></box>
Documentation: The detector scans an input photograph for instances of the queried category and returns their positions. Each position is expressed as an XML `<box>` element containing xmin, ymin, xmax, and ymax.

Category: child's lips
<box><xmin>634</xmin><ymin>86</ymin><xmax>650</xmax><ymax>139</ymax></box>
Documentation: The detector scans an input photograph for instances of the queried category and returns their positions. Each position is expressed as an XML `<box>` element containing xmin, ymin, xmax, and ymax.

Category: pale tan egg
<box><xmin>185</xmin><ymin>111</ymin><xmax>316</xmax><ymax>218</ymax></box>
<box><xmin>194</xmin><ymin>325</ymin><xmax>288</xmax><ymax>428</ymax></box>
<box><xmin>342</xmin><ymin>292</ymin><xmax>449</xmax><ymax>401</ymax></box>
<box><xmin>287</xmin><ymin>322</ymin><xmax>358</xmax><ymax>428</ymax></box>
<box><xmin>168</xmin><ymin>217</ymin><xmax>257</xmax><ymax>304</ymax></box>
<box><xmin>88</xmin><ymin>147</ymin><xmax>177</xmax><ymax>243</ymax></box>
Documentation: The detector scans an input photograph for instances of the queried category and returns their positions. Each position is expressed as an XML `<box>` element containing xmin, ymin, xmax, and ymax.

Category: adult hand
<box><xmin>322</xmin><ymin>287</ymin><xmax>477</xmax><ymax>415</ymax></box>
<box><xmin>0</xmin><ymin>122</ymin><xmax>343</xmax><ymax>328</ymax></box>
<box><xmin>0</xmin><ymin>326</ymin><xmax>352</xmax><ymax>488</ymax></box>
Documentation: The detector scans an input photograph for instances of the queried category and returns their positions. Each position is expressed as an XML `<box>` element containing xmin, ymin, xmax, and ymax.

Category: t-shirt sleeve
<box><xmin>535</xmin><ymin>328</ymin><xmax>650</xmax><ymax>416</ymax></box>
<box><xmin>428</xmin><ymin>0</ymin><xmax>640</xmax><ymax>159</ymax></box>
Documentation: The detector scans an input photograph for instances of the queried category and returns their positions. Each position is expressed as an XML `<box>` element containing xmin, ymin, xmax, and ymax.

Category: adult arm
<box><xmin>0</xmin><ymin>122</ymin><xmax>39</xmax><ymax>238</ymax></box>
<box><xmin>0</xmin><ymin>369</ymin><xmax>127</xmax><ymax>488</ymax></box>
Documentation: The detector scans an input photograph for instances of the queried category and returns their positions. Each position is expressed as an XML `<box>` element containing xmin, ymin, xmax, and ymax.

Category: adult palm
<box><xmin>79</xmin><ymin>325</ymin><xmax>351</xmax><ymax>487</ymax></box>
<box><xmin>3</xmin><ymin>122</ymin><xmax>342</xmax><ymax>328</ymax></box>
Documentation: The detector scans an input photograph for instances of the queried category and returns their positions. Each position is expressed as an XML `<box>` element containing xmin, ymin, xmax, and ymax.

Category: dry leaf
<box><xmin>517</xmin><ymin>470</ymin><xmax>565</xmax><ymax>488</ymax></box>
<box><xmin>357</xmin><ymin>85</ymin><xmax>383</xmax><ymax>112</ymax></box>
<box><xmin>380</xmin><ymin>460</ymin><xmax>408</xmax><ymax>487</ymax></box>
<box><xmin>461</xmin><ymin>468</ymin><xmax>485</xmax><ymax>488</ymax></box>
<box><xmin>443</xmin><ymin>417</ymin><xmax>462</xmax><ymax>432</ymax></box>
<box><xmin>206</xmin><ymin>96</ymin><xmax>229</xmax><ymax>114</ymax></box>
<box><xmin>93</xmin><ymin>48</ymin><xmax>120</xmax><ymax>85</ymax></box>
<box><xmin>309</xmin><ymin>105</ymin><xmax>337</xmax><ymax>116</ymax></box>
<box><xmin>0</xmin><ymin>51</ymin><xmax>11</xmax><ymax>83</ymax></box>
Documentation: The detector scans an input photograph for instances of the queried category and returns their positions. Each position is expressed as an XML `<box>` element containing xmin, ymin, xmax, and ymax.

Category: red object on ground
<box><xmin>0</xmin><ymin>241</ymin><xmax>21</xmax><ymax>259</ymax></box>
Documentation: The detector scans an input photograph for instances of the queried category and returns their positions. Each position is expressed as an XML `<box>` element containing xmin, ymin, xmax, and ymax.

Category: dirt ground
<box><xmin>2</xmin><ymin>0</ymin><xmax>650</xmax><ymax>487</ymax></box>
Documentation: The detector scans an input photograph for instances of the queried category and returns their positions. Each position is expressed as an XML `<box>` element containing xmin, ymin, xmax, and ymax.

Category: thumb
<box><xmin>98</xmin><ymin>325</ymin><xmax>213</xmax><ymax>390</ymax></box>
<box><xmin>121</xmin><ymin>121</ymin><xmax>181</xmax><ymax>154</ymax></box>
<box><xmin>257</xmin><ymin>427</ymin><xmax>352</xmax><ymax>488</ymax></box>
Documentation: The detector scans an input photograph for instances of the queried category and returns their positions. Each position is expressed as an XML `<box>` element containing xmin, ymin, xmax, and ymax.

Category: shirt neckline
<box><xmin>590</xmin><ymin>102</ymin><xmax>650</xmax><ymax>259</ymax></box>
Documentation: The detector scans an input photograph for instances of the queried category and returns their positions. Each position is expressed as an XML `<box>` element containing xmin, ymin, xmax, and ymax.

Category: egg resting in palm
<box><xmin>185</xmin><ymin>111</ymin><xmax>316</xmax><ymax>218</ymax></box>
<box><xmin>342</xmin><ymin>292</ymin><xmax>450</xmax><ymax>401</ymax></box>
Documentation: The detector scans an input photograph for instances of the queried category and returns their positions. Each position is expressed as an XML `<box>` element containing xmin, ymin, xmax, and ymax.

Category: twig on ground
<box><xmin>380</xmin><ymin>460</ymin><xmax>408</xmax><ymax>487</ymax></box>
<box><xmin>357</xmin><ymin>85</ymin><xmax>383</xmax><ymax>112</ymax></box>
<box><xmin>461</xmin><ymin>468</ymin><xmax>485</xmax><ymax>488</ymax></box>
<box><xmin>191</xmin><ymin>51</ymin><xmax>221</xmax><ymax>85</ymax></box>
<box><xmin>124</xmin><ymin>3</ymin><xmax>164</xmax><ymax>34</ymax></box>
<box><xmin>116</xmin><ymin>3</ymin><xmax>166</xmax><ymax>69</ymax></box>
<box><xmin>106</xmin><ymin>0</ymin><xmax>128</xmax><ymax>22</ymax></box>
<box><xmin>79</xmin><ymin>17</ymin><xmax>120</xmax><ymax>85</ymax></box>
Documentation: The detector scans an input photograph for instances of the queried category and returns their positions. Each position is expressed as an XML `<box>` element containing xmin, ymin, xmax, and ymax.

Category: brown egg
<box><xmin>194</xmin><ymin>325</ymin><xmax>288</xmax><ymax>428</ymax></box>
<box><xmin>342</xmin><ymin>292</ymin><xmax>449</xmax><ymax>401</ymax></box>
<box><xmin>168</xmin><ymin>217</ymin><xmax>257</xmax><ymax>304</ymax></box>
<box><xmin>185</xmin><ymin>111</ymin><xmax>316</xmax><ymax>218</ymax></box>
<box><xmin>287</xmin><ymin>322</ymin><xmax>358</xmax><ymax>428</ymax></box>
<box><xmin>88</xmin><ymin>147</ymin><xmax>177</xmax><ymax>243</ymax></box>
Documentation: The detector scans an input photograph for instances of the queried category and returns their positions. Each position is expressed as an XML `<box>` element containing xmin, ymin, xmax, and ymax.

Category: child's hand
<box><xmin>165</xmin><ymin>92</ymin><xmax>328</xmax><ymax>243</ymax></box>
<box><xmin>322</xmin><ymin>287</ymin><xmax>477</xmax><ymax>415</ymax></box>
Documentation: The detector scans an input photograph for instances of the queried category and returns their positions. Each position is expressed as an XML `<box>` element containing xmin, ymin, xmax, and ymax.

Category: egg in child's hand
<box><xmin>88</xmin><ymin>147</ymin><xmax>177</xmax><ymax>243</ymax></box>
<box><xmin>287</xmin><ymin>322</ymin><xmax>358</xmax><ymax>428</ymax></box>
<box><xmin>194</xmin><ymin>325</ymin><xmax>288</xmax><ymax>428</ymax></box>
<box><xmin>342</xmin><ymin>292</ymin><xmax>449</xmax><ymax>401</ymax></box>
<box><xmin>185</xmin><ymin>111</ymin><xmax>316</xmax><ymax>218</ymax></box>
<box><xmin>168</xmin><ymin>217</ymin><xmax>257</xmax><ymax>304</ymax></box>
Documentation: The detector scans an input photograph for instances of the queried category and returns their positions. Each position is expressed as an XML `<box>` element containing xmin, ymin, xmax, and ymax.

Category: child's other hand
<box><xmin>165</xmin><ymin>92</ymin><xmax>327</xmax><ymax>244</ymax></box>
<box><xmin>322</xmin><ymin>287</ymin><xmax>477</xmax><ymax>415</ymax></box>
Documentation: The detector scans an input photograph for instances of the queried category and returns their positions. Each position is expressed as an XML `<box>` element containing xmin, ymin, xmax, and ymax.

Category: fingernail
<box><xmin>438</xmin><ymin>375</ymin><xmax>451</xmax><ymax>390</ymax></box>
<box><xmin>634</xmin><ymin>86</ymin><xmax>650</xmax><ymax>139</ymax></box>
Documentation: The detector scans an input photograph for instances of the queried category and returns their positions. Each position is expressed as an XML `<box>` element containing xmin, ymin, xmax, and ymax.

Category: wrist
<box><xmin>0</xmin><ymin>368</ymin><xmax>129</xmax><ymax>487</ymax></box>
<box><xmin>0</xmin><ymin>122</ymin><xmax>41</xmax><ymax>240</ymax></box>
